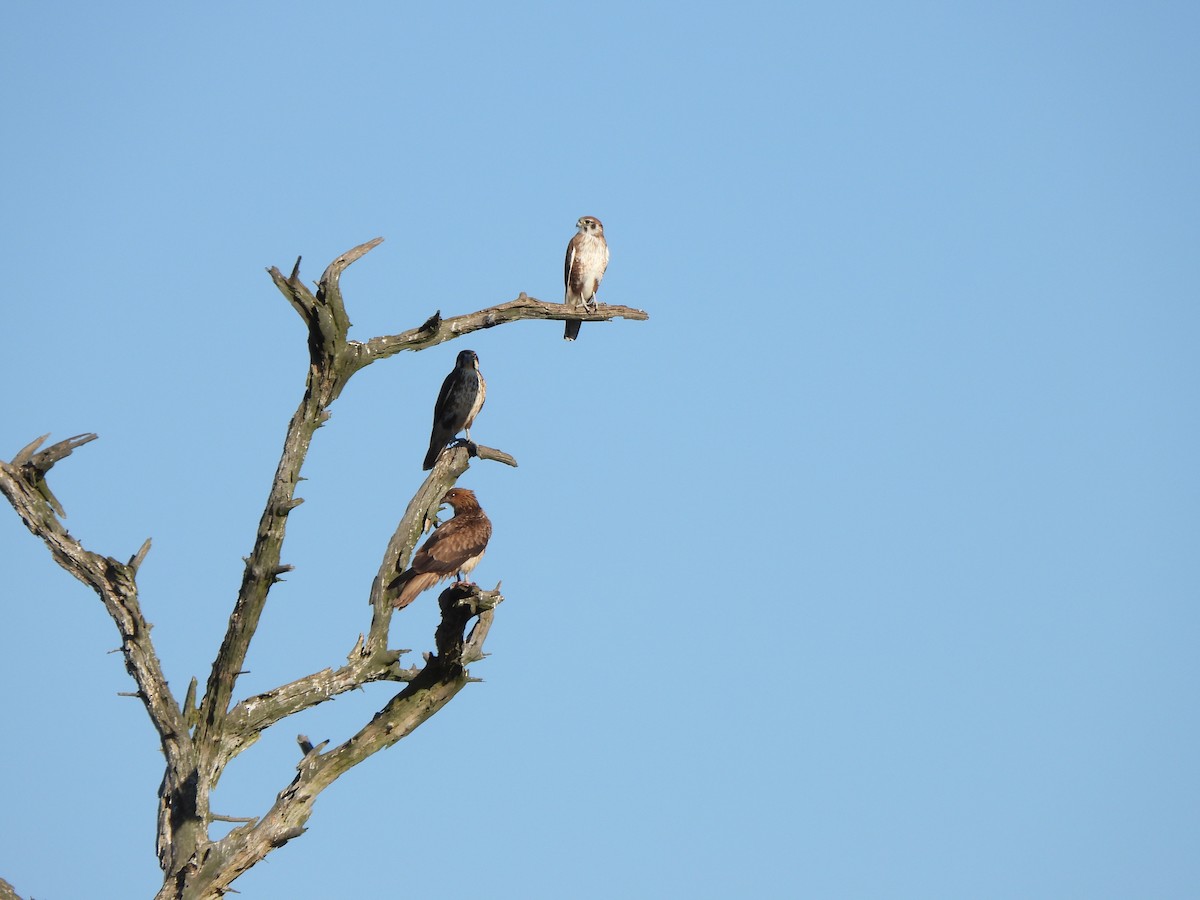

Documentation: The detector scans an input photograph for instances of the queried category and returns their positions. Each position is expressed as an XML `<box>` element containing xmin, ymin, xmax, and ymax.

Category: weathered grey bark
<box><xmin>0</xmin><ymin>237</ymin><xmax>648</xmax><ymax>899</ymax></box>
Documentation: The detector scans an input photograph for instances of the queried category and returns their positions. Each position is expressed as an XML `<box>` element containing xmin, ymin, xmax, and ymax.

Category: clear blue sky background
<box><xmin>2</xmin><ymin>3</ymin><xmax>1197</xmax><ymax>898</ymax></box>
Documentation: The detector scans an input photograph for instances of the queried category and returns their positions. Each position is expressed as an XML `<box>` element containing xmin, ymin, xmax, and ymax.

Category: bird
<box><xmin>391</xmin><ymin>487</ymin><xmax>493</xmax><ymax>609</ymax></box>
<box><xmin>563</xmin><ymin>215</ymin><xmax>609</xmax><ymax>341</ymax></box>
<box><xmin>423</xmin><ymin>349</ymin><xmax>487</xmax><ymax>470</ymax></box>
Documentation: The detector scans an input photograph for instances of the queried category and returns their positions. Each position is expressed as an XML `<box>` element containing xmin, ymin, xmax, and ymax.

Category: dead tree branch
<box><xmin>361</xmin><ymin>291</ymin><xmax>649</xmax><ymax>359</ymax></box>
<box><xmin>182</xmin><ymin>582</ymin><xmax>502</xmax><ymax>896</ymax></box>
<box><xmin>0</xmin><ymin>436</ymin><xmax>203</xmax><ymax>879</ymax></box>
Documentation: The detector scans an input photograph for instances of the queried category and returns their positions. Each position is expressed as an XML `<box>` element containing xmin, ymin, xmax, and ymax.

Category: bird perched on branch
<box><xmin>391</xmin><ymin>487</ymin><xmax>493</xmax><ymax>610</ymax></box>
<box><xmin>563</xmin><ymin>215</ymin><xmax>609</xmax><ymax>341</ymax></box>
<box><xmin>423</xmin><ymin>349</ymin><xmax>487</xmax><ymax>470</ymax></box>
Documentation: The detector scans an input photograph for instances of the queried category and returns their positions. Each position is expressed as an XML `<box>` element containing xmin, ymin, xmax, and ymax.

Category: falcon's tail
<box><xmin>390</xmin><ymin>570</ymin><xmax>439</xmax><ymax>609</ymax></box>
<box><xmin>422</xmin><ymin>443</ymin><xmax>441</xmax><ymax>471</ymax></box>
<box><xmin>564</xmin><ymin>319</ymin><xmax>582</xmax><ymax>341</ymax></box>
<box><xmin>424</xmin><ymin>427</ymin><xmax>452</xmax><ymax>470</ymax></box>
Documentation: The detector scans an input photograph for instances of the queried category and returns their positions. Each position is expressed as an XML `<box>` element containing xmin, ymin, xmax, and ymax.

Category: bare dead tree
<box><xmin>0</xmin><ymin>237</ymin><xmax>648</xmax><ymax>900</ymax></box>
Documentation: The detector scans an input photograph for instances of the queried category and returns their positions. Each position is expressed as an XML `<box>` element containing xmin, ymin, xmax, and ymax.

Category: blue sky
<box><xmin>2</xmin><ymin>2</ymin><xmax>1198</xmax><ymax>897</ymax></box>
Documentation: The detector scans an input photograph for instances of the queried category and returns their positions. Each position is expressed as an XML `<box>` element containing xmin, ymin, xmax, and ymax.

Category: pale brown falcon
<box><xmin>423</xmin><ymin>349</ymin><xmax>487</xmax><ymax>470</ymax></box>
<box><xmin>563</xmin><ymin>215</ymin><xmax>609</xmax><ymax>341</ymax></box>
<box><xmin>391</xmin><ymin>487</ymin><xmax>493</xmax><ymax>609</ymax></box>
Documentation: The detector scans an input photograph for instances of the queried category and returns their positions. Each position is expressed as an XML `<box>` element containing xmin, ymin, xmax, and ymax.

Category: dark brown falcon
<box><xmin>391</xmin><ymin>488</ymin><xmax>493</xmax><ymax>610</ymax></box>
<box><xmin>423</xmin><ymin>349</ymin><xmax>487</xmax><ymax>470</ymax></box>
<box><xmin>563</xmin><ymin>215</ymin><xmax>610</xmax><ymax>341</ymax></box>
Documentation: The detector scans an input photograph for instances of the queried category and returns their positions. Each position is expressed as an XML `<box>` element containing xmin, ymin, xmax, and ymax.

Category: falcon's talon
<box><xmin>444</xmin><ymin>437</ymin><xmax>480</xmax><ymax>459</ymax></box>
